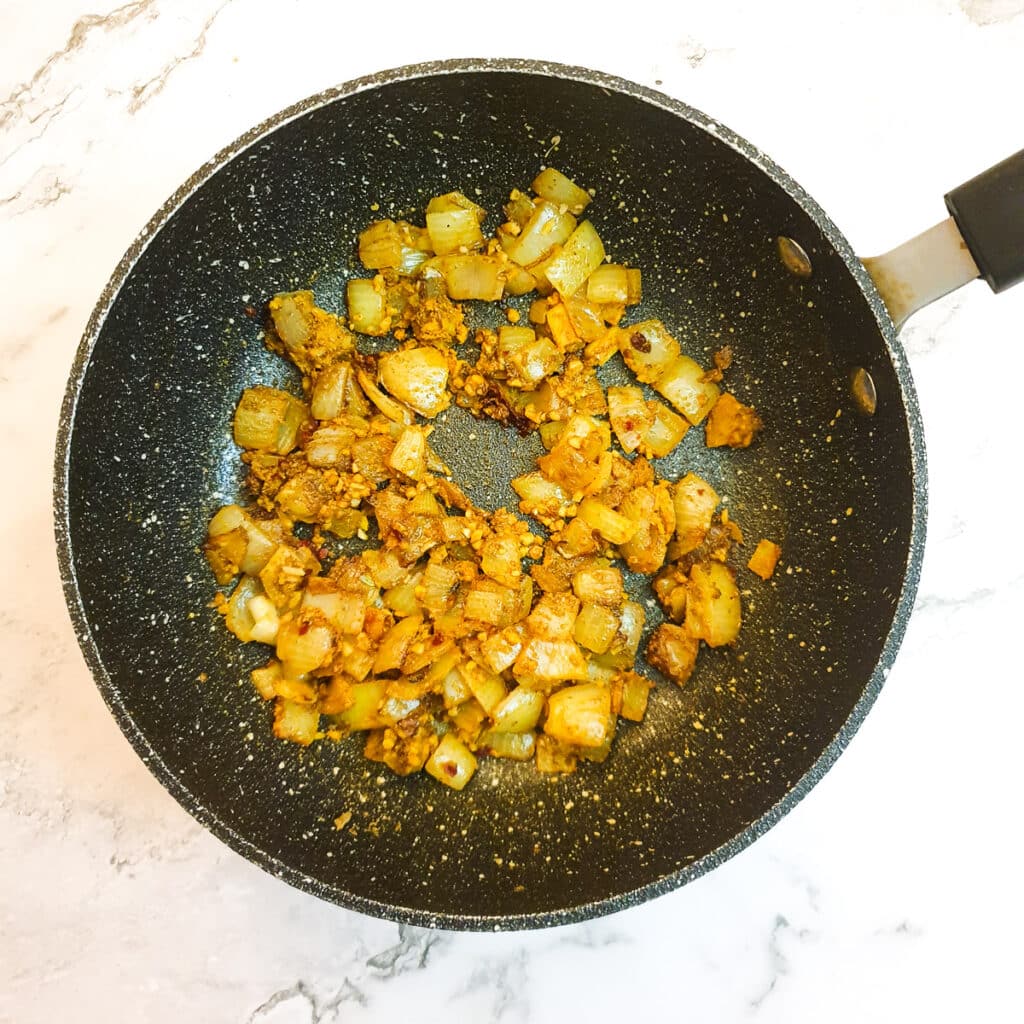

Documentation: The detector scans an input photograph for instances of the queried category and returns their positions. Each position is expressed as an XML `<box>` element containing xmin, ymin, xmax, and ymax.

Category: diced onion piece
<box><xmin>538</xmin><ymin>420</ymin><xmax>567</xmax><ymax>451</ymax></box>
<box><xmin>504</xmin><ymin>201</ymin><xmax>577</xmax><ymax>267</ymax></box>
<box><xmin>616</xmin><ymin>484</ymin><xmax>675</xmax><ymax>575</ymax></box>
<box><xmin>416</xmin><ymin>646</ymin><xmax>461</xmax><ymax>692</ymax></box>
<box><xmin>440</xmin><ymin>665</ymin><xmax>473</xmax><ymax>709</ymax></box>
<box><xmin>346</xmin><ymin>278</ymin><xmax>390</xmax><ymax>336</ymax></box>
<box><xmin>559</xmin><ymin>517</ymin><xmax>600</xmax><ymax>557</ymax></box>
<box><xmin>528</xmin><ymin>298</ymin><xmax>549</xmax><ymax>324</ymax></box>
<box><xmin>224</xmin><ymin>575</ymin><xmax>262</xmax><ymax>642</ymax></box>
<box><xmin>625</xmin><ymin>269</ymin><xmax>642</xmax><ymax>305</ymax></box>
<box><xmin>499</xmin><ymin>326</ymin><xmax>564</xmax><ymax>388</ymax></box>
<box><xmin>481</xmin><ymin>534</ymin><xmax>523</xmax><ymax>589</ymax></box>
<box><xmin>302</xmin><ymin>581</ymin><xmax>366</xmax><ymax>635</ymax></box>
<box><xmin>258</xmin><ymin>543</ymin><xmax>320</xmax><ymax>609</ymax></box>
<box><xmin>247</xmin><ymin>594</ymin><xmax>280</xmax><ymax>644</ymax></box>
<box><xmin>378</xmin><ymin>694</ymin><xmax>422</xmax><ymax>728</ymax></box>
<box><xmin>204</xmin><ymin>510</ymin><xmax>261</xmax><ymax>584</ymax></box>
<box><xmin>478</xmin><ymin>729</ymin><xmax>536</xmax><ymax>761</ymax></box>
<box><xmin>513</xmin><ymin>637</ymin><xmax>589</xmax><ymax>685</ymax></box>
<box><xmin>564</xmin><ymin>294</ymin><xmax>608</xmax><ymax>343</ymax></box>
<box><xmin>646</xmin><ymin>622</ymin><xmax>700</xmax><ymax>686</ymax></box>
<box><xmin>502</xmin><ymin>264</ymin><xmax>536</xmax><ymax>296</ymax></box>
<box><xmin>543</xmin><ymin>301</ymin><xmax>581</xmax><ymax>351</ymax></box>
<box><xmin>481</xmin><ymin>626</ymin><xmax>525</xmax><ymax>674</ymax></box>
<box><xmin>426</xmin><ymin>190</ymin><xmax>486</xmax><ymax>219</ymax></box>
<box><xmin>378</xmin><ymin>347</ymin><xmax>450</xmax><ymax>418</ymax></box>
<box><xmin>586</xmin><ymin>264</ymin><xmax>630</xmax><ymax>304</ymax></box>
<box><xmin>614</xmin><ymin>671</ymin><xmax>653</xmax><ymax>722</ymax></box>
<box><xmin>544</xmin><ymin>220</ymin><xmax>605</xmax><ymax>298</ymax></box>
<box><xmin>239</xmin><ymin>520</ymin><xmax>279</xmax><ymax>576</ymax></box>
<box><xmin>511</xmin><ymin>471</ymin><xmax>569</xmax><ymax>521</ymax></box>
<box><xmin>748</xmin><ymin>538</ymin><xmax>782</xmax><ymax>580</ymax></box>
<box><xmin>544</xmin><ymin>683</ymin><xmax>612</xmax><ymax>748</ymax></box>
<box><xmin>531</xmin><ymin>167</ymin><xmax>591</xmax><ymax>214</ymax></box>
<box><xmin>426</xmin><ymin>733</ymin><xmax>478</xmax><ymax>790</ymax></box>
<box><xmin>704</xmin><ymin>392</ymin><xmax>763</xmax><ymax>448</ymax></box>
<box><xmin>535</xmin><ymin>734</ymin><xmax>578</xmax><ymax>773</ymax></box>
<box><xmin>672</xmin><ymin>473</ymin><xmax>719</xmax><ymax>554</ymax></box>
<box><xmin>388</xmin><ymin>425</ymin><xmax>428</xmax><ymax>481</ymax></box>
<box><xmin>503</xmin><ymin>190</ymin><xmax>536</xmax><ymax>228</ymax></box>
<box><xmin>384</xmin><ymin>582</ymin><xmax>422</xmax><ymax>622</ymax></box>
<box><xmin>426</xmin><ymin>208</ymin><xmax>484</xmax><ymax>255</ymax></box>
<box><xmin>373</xmin><ymin>613</ymin><xmax>423</xmax><ymax>675</ymax></box>
<box><xmin>250</xmin><ymin>661</ymin><xmax>281</xmax><ymax>700</ymax></box>
<box><xmin>305</xmin><ymin>423</ymin><xmax>356</xmax><ymax>468</ymax></box>
<box><xmin>330</xmin><ymin>679</ymin><xmax>386</xmax><ymax>731</ymax></box>
<box><xmin>275</xmin><ymin>473</ymin><xmax>324</xmax><ymax>522</ymax></box>
<box><xmin>358</xmin><ymin>219</ymin><xmax>405</xmax><ymax>269</ymax></box>
<box><xmin>204</xmin><ymin>528</ymin><xmax>245</xmax><ymax>584</ymax></box>
<box><xmin>618</xmin><ymin>319</ymin><xmax>680</xmax><ymax>384</ymax></box>
<box><xmin>438</xmin><ymin>254</ymin><xmax>505</xmax><ymax>301</ymax></box>
<box><xmin>574</xmin><ymin>602</ymin><xmax>619</xmax><ymax>654</ymax></box>
<box><xmin>526</xmin><ymin>593</ymin><xmax>580</xmax><ymax>641</ymax></box>
<box><xmin>640</xmin><ymin>399</ymin><xmax>689</xmax><ymax>458</ymax></box>
<box><xmin>464</xmin><ymin>582</ymin><xmax>517</xmax><ymax>627</ymax></box>
<box><xmin>276</xmin><ymin>613</ymin><xmax>335</xmax><ymax>676</ymax></box>
<box><xmin>310</xmin><ymin>361</ymin><xmax>354</xmax><ymax>420</ymax></box>
<box><xmin>233</xmin><ymin>386</ymin><xmax>307</xmax><ymax>454</ymax></box>
<box><xmin>209</xmin><ymin>504</ymin><xmax>245</xmax><ymax>536</ymax></box>
<box><xmin>448</xmin><ymin>700</ymin><xmax>486</xmax><ymax>745</ymax></box>
<box><xmin>536</xmin><ymin>414</ymin><xmax>612</xmax><ymax>495</ymax></box>
<box><xmin>273</xmin><ymin>674</ymin><xmax>318</xmax><ymax>703</ymax></box>
<box><xmin>361</xmin><ymin>548</ymin><xmax>406</xmax><ymax>589</ymax></box>
<box><xmin>356</xmin><ymin>219</ymin><xmax>433</xmax><ymax>273</ymax></box>
<box><xmin>418</xmin><ymin>562</ymin><xmax>459</xmax><ymax>615</ymax></box>
<box><xmin>571</xmin><ymin>566</ymin><xmax>624</xmax><ymax>606</ymax></box>
<box><xmin>685</xmin><ymin>562</ymin><xmax>741</xmax><ymax>647</ymax></box>
<box><xmin>458</xmin><ymin>661</ymin><xmax>507</xmax><ymax>716</ymax></box>
<box><xmin>491</xmin><ymin>686</ymin><xmax>546</xmax><ymax>733</ymax></box>
<box><xmin>606</xmin><ymin>600</ymin><xmax>645</xmax><ymax>668</ymax></box>
<box><xmin>272</xmin><ymin>699</ymin><xmax>320</xmax><ymax>746</ymax></box>
<box><xmin>655</xmin><ymin>355</ymin><xmax>721</xmax><ymax>425</ymax></box>
<box><xmin>577</xmin><ymin>497</ymin><xmax>639</xmax><ymax>545</ymax></box>
<box><xmin>267</xmin><ymin>292</ymin><xmax>355</xmax><ymax>375</ymax></box>
<box><xmin>607</xmin><ymin>385</ymin><xmax>654</xmax><ymax>453</ymax></box>
<box><xmin>268</xmin><ymin>292</ymin><xmax>312</xmax><ymax>349</ymax></box>
<box><xmin>355</xmin><ymin>368</ymin><xmax>414</xmax><ymax>424</ymax></box>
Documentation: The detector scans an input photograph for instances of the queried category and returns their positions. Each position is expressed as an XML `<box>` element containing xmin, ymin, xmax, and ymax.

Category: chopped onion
<box><xmin>378</xmin><ymin>347</ymin><xmax>450</xmax><ymax>418</ymax></box>
<box><xmin>544</xmin><ymin>221</ymin><xmax>606</xmax><ymax>299</ymax></box>
<box><xmin>425</xmin><ymin>734</ymin><xmax>478</xmax><ymax>790</ymax></box>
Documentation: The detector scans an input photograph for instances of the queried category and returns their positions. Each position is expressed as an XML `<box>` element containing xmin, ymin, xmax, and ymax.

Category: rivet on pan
<box><xmin>850</xmin><ymin>367</ymin><xmax>877</xmax><ymax>416</ymax></box>
<box><xmin>777</xmin><ymin>236</ymin><xmax>812</xmax><ymax>278</ymax></box>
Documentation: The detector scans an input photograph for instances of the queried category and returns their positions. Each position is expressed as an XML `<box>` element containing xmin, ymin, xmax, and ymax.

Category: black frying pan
<box><xmin>53</xmin><ymin>59</ymin><xmax>1024</xmax><ymax>930</ymax></box>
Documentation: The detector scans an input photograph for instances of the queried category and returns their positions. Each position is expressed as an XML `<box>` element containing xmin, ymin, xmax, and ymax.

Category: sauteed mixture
<box><xmin>204</xmin><ymin>168</ymin><xmax>778</xmax><ymax>790</ymax></box>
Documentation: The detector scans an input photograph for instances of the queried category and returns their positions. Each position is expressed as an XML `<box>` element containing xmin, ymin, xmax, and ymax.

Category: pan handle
<box><xmin>863</xmin><ymin>148</ymin><xmax>1024</xmax><ymax>329</ymax></box>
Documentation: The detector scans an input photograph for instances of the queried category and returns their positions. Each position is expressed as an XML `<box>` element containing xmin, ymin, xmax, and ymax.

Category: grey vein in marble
<box><xmin>451</xmin><ymin>949</ymin><xmax>531</xmax><ymax>1024</ymax></box>
<box><xmin>0</xmin><ymin>0</ymin><xmax>158</xmax><ymax>134</ymax></box>
<box><xmin>749</xmin><ymin>913</ymin><xmax>814</xmax><ymax>1012</ymax></box>
<box><xmin>121</xmin><ymin>0</ymin><xmax>235</xmax><ymax>114</ymax></box>
<box><xmin>366</xmin><ymin>924</ymin><xmax>445</xmax><ymax>977</ymax></box>
<box><xmin>0</xmin><ymin>0</ymin><xmax>234</xmax><ymax>205</ymax></box>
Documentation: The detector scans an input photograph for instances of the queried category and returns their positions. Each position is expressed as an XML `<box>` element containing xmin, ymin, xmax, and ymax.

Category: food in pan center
<box><xmin>204</xmin><ymin>167</ymin><xmax>779</xmax><ymax>791</ymax></box>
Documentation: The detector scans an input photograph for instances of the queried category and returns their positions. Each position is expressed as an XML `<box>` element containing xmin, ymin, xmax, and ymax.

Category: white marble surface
<box><xmin>4</xmin><ymin>1</ymin><xmax>1024</xmax><ymax>1020</ymax></box>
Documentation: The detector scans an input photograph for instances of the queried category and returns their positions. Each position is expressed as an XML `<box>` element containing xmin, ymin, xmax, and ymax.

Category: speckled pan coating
<box><xmin>53</xmin><ymin>59</ymin><xmax>926</xmax><ymax>931</ymax></box>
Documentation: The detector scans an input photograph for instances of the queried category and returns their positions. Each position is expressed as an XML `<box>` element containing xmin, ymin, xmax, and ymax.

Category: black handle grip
<box><xmin>944</xmin><ymin>148</ymin><xmax>1024</xmax><ymax>294</ymax></box>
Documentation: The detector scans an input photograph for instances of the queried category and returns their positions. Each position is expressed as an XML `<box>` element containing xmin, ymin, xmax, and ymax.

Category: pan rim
<box><xmin>52</xmin><ymin>56</ymin><xmax>928</xmax><ymax>931</ymax></box>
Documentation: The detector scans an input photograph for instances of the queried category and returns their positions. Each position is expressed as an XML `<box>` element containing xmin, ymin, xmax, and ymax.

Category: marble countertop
<box><xmin>4</xmin><ymin>1</ymin><xmax>1024</xmax><ymax>1020</ymax></box>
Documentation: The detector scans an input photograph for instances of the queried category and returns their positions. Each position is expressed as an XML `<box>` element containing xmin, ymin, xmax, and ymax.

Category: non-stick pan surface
<box><xmin>54</xmin><ymin>59</ymin><xmax>925</xmax><ymax>929</ymax></box>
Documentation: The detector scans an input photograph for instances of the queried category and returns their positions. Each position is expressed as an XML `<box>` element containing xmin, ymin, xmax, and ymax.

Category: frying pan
<box><xmin>53</xmin><ymin>59</ymin><xmax>1024</xmax><ymax>930</ymax></box>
